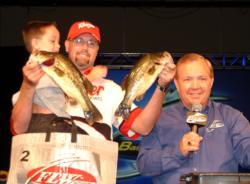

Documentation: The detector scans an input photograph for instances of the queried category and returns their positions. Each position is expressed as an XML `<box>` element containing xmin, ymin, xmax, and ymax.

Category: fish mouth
<box><xmin>154</xmin><ymin>58</ymin><xmax>166</xmax><ymax>65</ymax></box>
<box><xmin>41</xmin><ymin>58</ymin><xmax>55</xmax><ymax>66</ymax></box>
<box><xmin>154</xmin><ymin>61</ymin><xmax>162</xmax><ymax>65</ymax></box>
<box><xmin>152</xmin><ymin>53</ymin><xmax>169</xmax><ymax>65</ymax></box>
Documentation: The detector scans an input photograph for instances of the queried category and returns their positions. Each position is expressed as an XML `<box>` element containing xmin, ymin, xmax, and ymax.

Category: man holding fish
<box><xmin>11</xmin><ymin>20</ymin><xmax>176</xmax><ymax>141</ymax></box>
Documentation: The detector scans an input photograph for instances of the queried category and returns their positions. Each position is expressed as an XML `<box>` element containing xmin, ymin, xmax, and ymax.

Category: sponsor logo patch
<box><xmin>27</xmin><ymin>165</ymin><xmax>96</xmax><ymax>184</ymax></box>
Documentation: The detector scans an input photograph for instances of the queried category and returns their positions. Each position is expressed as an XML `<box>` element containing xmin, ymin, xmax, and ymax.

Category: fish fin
<box><xmin>64</xmin><ymin>94</ymin><xmax>78</xmax><ymax>105</ymax></box>
<box><xmin>115</xmin><ymin>103</ymin><xmax>131</xmax><ymax>120</ymax></box>
<box><xmin>135</xmin><ymin>94</ymin><xmax>144</xmax><ymax>101</ymax></box>
<box><xmin>68</xmin><ymin>97</ymin><xmax>78</xmax><ymax>105</ymax></box>
<box><xmin>148</xmin><ymin>65</ymin><xmax>156</xmax><ymax>75</ymax></box>
<box><xmin>54</xmin><ymin>67</ymin><xmax>65</xmax><ymax>77</ymax></box>
<box><xmin>84</xmin><ymin>104</ymin><xmax>103</xmax><ymax>125</ymax></box>
<box><xmin>92</xmin><ymin>104</ymin><xmax>103</xmax><ymax>122</ymax></box>
<box><xmin>86</xmin><ymin>119</ymin><xmax>94</xmax><ymax>126</ymax></box>
<box><xmin>82</xmin><ymin>77</ymin><xmax>94</xmax><ymax>93</ymax></box>
<box><xmin>120</xmin><ymin>74</ymin><xmax>129</xmax><ymax>91</ymax></box>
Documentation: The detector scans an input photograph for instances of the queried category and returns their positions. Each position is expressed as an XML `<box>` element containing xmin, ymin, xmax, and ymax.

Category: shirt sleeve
<box><xmin>10</xmin><ymin>91</ymin><xmax>20</xmax><ymax>135</ymax></box>
<box><xmin>12</xmin><ymin>91</ymin><xmax>20</xmax><ymax>105</ymax></box>
<box><xmin>226</xmin><ymin>106</ymin><xmax>250</xmax><ymax>168</ymax></box>
<box><xmin>10</xmin><ymin>118</ymin><xmax>17</xmax><ymax>135</ymax></box>
<box><xmin>117</xmin><ymin>107</ymin><xmax>142</xmax><ymax>140</ymax></box>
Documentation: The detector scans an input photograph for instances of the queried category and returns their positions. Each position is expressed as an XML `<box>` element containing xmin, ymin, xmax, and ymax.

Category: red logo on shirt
<box><xmin>90</xmin><ymin>85</ymin><xmax>104</xmax><ymax>96</ymax></box>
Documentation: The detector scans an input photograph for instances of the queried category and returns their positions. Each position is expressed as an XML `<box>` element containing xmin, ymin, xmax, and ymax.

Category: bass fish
<box><xmin>30</xmin><ymin>51</ymin><xmax>103</xmax><ymax>125</ymax></box>
<box><xmin>115</xmin><ymin>51</ymin><xmax>170</xmax><ymax>119</ymax></box>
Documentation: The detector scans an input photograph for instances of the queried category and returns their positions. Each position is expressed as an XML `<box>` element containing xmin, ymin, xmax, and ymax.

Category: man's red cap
<box><xmin>67</xmin><ymin>20</ymin><xmax>101</xmax><ymax>43</ymax></box>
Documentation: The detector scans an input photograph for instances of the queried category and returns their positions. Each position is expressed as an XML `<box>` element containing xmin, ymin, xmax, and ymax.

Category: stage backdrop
<box><xmin>106</xmin><ymin>68</ymin><xmax>250</xmax><ymax>184</ymax></box>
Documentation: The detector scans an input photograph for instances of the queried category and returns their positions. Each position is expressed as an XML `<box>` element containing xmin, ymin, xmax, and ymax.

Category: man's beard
<box><xmin>76</xmin><ymin>60</ymin><xmax>90</xmax><ymax>70</ymax></box>
<box><xmin>74</xmin><ymin>53</ymin><xmax>91</xmax><ymax>70</ymax></box>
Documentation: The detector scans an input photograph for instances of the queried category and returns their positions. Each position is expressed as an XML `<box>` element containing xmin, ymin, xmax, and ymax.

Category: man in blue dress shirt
<box><xmin>137</xmin><ymin>53</ymin><xmax>250</xmax><ymax>184</ymax></box>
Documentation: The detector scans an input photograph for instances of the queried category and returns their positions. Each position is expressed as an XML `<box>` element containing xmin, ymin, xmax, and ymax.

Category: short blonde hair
<box><xmin>22</xmin><ymin>20</ymin><xmax>57</xmax><ymax>53</ymax></box>
<box><xmin>175</xmin><ymin>53</ymin><xmax>214</xmax><ymax>79</ymax></box>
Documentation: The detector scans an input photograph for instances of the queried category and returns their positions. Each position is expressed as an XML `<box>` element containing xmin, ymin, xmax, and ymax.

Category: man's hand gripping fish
<box><xmin>115</xmin><ymin>51</ymin><xmax>170</xmax><ymax>120</ymax></box>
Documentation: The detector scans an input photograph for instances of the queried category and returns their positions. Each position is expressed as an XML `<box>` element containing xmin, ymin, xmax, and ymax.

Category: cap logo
<box><xmin>67</xmin><ymin>20</ymin><xmax>100</xmax><ymax>42</ymax></box>
<box><xmin>78</xmin><ymin>22</ymin><xmax>95</xmax><ymax>29</ymax></box>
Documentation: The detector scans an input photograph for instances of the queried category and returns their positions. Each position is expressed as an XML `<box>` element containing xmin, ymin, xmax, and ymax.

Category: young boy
<box><xmin>10</xmin><ymin>20</ymin><xmax>68</xmax><ymax>134</ymax></box>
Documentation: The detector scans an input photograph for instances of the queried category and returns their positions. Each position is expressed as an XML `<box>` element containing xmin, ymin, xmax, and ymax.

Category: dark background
<box><xmin>1</xmin><ymin>1</ymin><xmax>250</xmax><ymax>183</ymax></box>
<box><xmin>1</xmin><ymin>2</ymin><xmax>250</xmax><ymax>53</ymax></box>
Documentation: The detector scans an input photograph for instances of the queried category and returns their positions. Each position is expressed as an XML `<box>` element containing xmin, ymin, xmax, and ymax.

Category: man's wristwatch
<box><xmin>157</xmin><ymin>82</ymin><xmax>170</xmax><ymax>93</ymax></box>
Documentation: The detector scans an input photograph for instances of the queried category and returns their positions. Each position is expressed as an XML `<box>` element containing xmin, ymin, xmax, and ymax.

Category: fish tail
<box><xmin>86</xmin><ymin>119</ymin><xmax>94</xmax><ymax>126</ymax></box>
<box><xmin>92</xmin><ymin>105</ymin><xmax>103</xmax><ymax>122</ymax></box>
<box><xmin>83</xmin><ymin>104</ymin><xmax>103</xmax><ymax>125</ymax></box>
<box><xmin>115</xmin><ymin>103</ymin><xmax>131</xmax><ymax>120</ymax></box>
<box><xmin>84</xmin><ymin>111</ymin><xmax>98</xmax><ymax>126</ymax></box>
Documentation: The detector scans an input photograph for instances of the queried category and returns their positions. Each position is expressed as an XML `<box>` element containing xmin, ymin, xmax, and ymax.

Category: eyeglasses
<box><xmin>69</xmin><ymin>37</ymin><xmax>99</xmax><ymax>48</ymax></box>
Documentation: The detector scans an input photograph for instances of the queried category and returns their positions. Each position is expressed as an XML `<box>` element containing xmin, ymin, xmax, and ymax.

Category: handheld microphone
<box><xmin>186</xmin><ymin>104</ymin><xmax>207</xmax><ymax>133</ymax></box>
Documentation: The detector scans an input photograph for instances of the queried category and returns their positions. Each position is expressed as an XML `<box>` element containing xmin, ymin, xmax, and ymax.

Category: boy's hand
<box><xmin>23</xmin><ymin>58</ymin><xmax>44</xmax><ymax>87</ymax></box>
